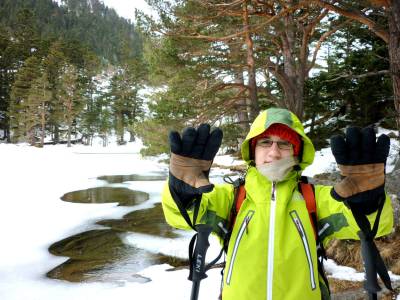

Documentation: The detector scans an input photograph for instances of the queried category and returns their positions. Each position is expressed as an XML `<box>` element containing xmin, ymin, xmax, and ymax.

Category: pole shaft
<box><xmin>191</xmin><ymin>281</ymin><xmax>200</xmax><ymax>300</ymax></box>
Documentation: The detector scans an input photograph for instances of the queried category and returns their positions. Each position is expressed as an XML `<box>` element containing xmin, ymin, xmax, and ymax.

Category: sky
<box><xmin>102</xmin><ymin>0</ymin><xmax>154</xmax><ymax>21</ymax></box>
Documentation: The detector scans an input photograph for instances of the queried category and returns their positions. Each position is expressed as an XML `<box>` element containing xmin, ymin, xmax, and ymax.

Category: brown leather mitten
<box><xmin>330</xmin><ymin>127</ymin><xmax>390</xmax><ymax>214</ymax></box>
<box><xmin>168</xmin><ymin>124</ymin><xmax>223</xmax><ymax>207</ymax></box>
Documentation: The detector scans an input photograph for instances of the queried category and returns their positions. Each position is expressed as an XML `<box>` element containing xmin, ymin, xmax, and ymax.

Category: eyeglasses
<box><xmin>256</xmin><ymin>138</ymin><xmax>293</xmax><ymax>150</ymax></box>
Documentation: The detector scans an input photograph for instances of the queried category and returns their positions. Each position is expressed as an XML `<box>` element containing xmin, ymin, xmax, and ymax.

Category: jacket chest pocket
<box><xmin>226</xmin><ymin>210</ymin><xmax>254</xmax><ymax>285</ymax></box>
<box><xmin>290</xmin><ymin>210</ymin><xmax>317</xmax><ymax>290</ymax></box>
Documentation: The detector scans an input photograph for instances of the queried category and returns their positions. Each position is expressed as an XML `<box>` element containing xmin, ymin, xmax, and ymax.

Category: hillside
<box><xmin>0</xmin><ymin>0</ymin><xmax>142</xmax><ymax>64</ymax></box>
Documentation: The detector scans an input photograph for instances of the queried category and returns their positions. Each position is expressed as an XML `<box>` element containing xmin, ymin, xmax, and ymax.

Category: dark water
<box><xmin>48</xmin><ymin>173</ymin><xmax>188</xmax><ymax>284</ymax></box>
<box><xmin>97</xmin><ymin>203</ymin><xmax>179</xmax><ymax>238</ymax></box>
<box><xmin>97</xmin><ymin>173</ymin><xmax>167</xmax><ymax>184</ymax></box>
<box><xmin>61</xmin><ymin>187</ymin><xmax>149</xmax><ymax>206</ymax></box>
<box><xmin>47</xmin><ymin>228</ymin><xmax>186</xmax><ymax>284</ymax></box>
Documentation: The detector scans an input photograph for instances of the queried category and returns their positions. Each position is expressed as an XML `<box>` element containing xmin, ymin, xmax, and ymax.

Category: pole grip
<box><xmin>189</xmin><ymin>224</ymin><xmax>213</xmax><ymax>300</ymax></box>
<box><xmin>191</xmin><ymin>224</ymin><xmax>213</xmax><ymax>282</ymax></box>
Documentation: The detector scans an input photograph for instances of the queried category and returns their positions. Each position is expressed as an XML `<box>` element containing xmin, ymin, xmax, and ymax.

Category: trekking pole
<box><xmin>189</xmin><ymin>224</ymin><xmax>213</xmax><ymax>300</ymax></box>
<box><xmin>358</xmin><ymin>231</ymin><xmax>380</xmax><ymax>299</ymax></box>
<box><xmin>350</xmin><ymin>199</ymin><xmax>393</xmax><ymax>300</ymax></box>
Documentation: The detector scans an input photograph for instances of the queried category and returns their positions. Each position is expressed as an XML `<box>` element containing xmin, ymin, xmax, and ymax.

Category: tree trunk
<box><xmin>67</xmin><ymin>125</ymin><xmax>71</xmax><ymax>147</ymax></box>
<box><xmin>234</xmin><ymin>70</ymin><xmax>250</xmax><ymax>133</ymax></box>
<box><xmin>116</xmin><ymin>112</ymin><xmax>125</xmax><ymax>145</ymax></box>
<box><xmin>243</xmin><ymin>1</ymin><xmax>259</xmax><ymax>121</ymax></box>
<box><xmin>284</xmin><ymin>84</ymin><xmax>304</xmax><ymax>120</ymax></box>
<box><xmin>28</xmin><ymin>128</ymin><xmax>35</xmax><ymax>146</ymax></box>
<box><xmin>54</xmin><ymin>124</ymin><xmax>59</xmax><ymax>144</ymax></box>
<box><xmin>129</xmin><ymin>131</ymin><xmax>135</xmax><ymax>142</ymax></box>
<box><xmin>281</xmin><ymin>12</ymin><xmax>305</xmax><ymax>120</ymax></box>
<box><xmin>40</xmin><ymin>102</ymin><xmax>45</xmax><ymax>147</ymax></box>
<box><xmin>310</xmin><ymin>110</ymin><xmax>316</xmax><ymax>135</ymax></box>
<box><xmin>388</xmin><ymin>1</ymin><xmax>400</xmax><ymax>139</ymax></box>
<box><xmin>5</xmin><ymin>127</ymin><xmax>10</xmax><ymax>142</ymax></box>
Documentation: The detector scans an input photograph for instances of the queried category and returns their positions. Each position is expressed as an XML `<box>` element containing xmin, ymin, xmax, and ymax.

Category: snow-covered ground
<box><xmin>0</xmin><ymin>132</ymin><xmax>399</xmax><ymax>300</ymax></box>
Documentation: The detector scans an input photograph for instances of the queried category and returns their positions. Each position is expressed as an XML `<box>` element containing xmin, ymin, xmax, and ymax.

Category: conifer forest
<box><xmin>1</xmin><ymin>0</ymin><xmax>399</xmax><ymax>156</ymax></box>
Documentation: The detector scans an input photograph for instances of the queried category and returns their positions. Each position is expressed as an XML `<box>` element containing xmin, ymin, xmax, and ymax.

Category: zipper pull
<box><xmin>271</xmin><ymin>182</ymin><xmax>276</xmax><ymax>201</ymax></box>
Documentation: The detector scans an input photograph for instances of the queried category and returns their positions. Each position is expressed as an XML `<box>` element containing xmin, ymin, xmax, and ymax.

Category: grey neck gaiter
<box><xmin>256</xmin><ymin>156</ymin><xmax>299</xmax><ymax>182</ymax></box>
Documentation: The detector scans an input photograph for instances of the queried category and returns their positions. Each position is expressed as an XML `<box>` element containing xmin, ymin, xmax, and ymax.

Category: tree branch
<box><xmin>304</xmin><ymin>105</ymin><xmax>344</xmax><ymax>129</ymax></box>
<box><xmin>307</xmin><ymin>18</ymin><xmax>353</xmax><ymax>74</ymax></box>
<box><xmin>324</xmin><ymin>70</ymin><xmax>390</xmax><ymax>82</ymax></box>
<box><xmin>311</xmin><ymin>0</ymin><xmax>389</xmax><ymax>43</ymax></box>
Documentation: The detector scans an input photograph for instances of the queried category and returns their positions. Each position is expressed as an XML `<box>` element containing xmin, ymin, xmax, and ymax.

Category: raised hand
<box><xmin>168</xmin><ymin>124</ymin><xmax>223</xmax><ymax>206</ymax></box>
<box><xmin>330</xmin><ymin>126</ymin><xmax>390</xmax><ymax>214</ymax></box>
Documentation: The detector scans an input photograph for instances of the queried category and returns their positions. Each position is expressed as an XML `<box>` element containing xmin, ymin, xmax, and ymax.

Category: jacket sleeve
<box><xmin>314</xmin><ymin>185</ymin><xmax>394</xmax><ymax>246</ymax></box>
<box><xmin>161</xmin><ymin>180</ymin><xmax>235</xmax><ymax>239</ymax></box>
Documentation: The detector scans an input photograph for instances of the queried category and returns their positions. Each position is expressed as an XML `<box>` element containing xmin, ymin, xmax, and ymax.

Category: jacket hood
<box><xmin>241</xmin><ymin>107</ymin><xmax>315</xmax><ymax>171</ymax></box>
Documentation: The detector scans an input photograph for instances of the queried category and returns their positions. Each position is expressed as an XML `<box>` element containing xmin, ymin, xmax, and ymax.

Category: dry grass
<box><xmin>329</xmin><ymin>278</ymin><xmax>363</xmax><ymax>293</ymax></box>
<box><xmin>327</xmin><ymin>227</ymin><xmax>400</xmax><ymax>298</ymax></box>
<box><xmin>211</xmin><ymin>162</ymin><xmax>247</xmax><ymax>172</ymax></box>
<box><xmin>329</xmin><ymin>279</ymin><xmax>400</xmax><ymax>299</ymax></box>
<box><xmin>326</xmin><ymin>227</ymin><xmax>400</xmax><ymax>274</ymax></box>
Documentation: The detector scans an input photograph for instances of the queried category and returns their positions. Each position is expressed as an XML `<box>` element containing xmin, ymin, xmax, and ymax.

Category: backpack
<box><xmin>221</xmin><ymin>176</ymin><xmax>330</xmax><ymax>298</ymax></box>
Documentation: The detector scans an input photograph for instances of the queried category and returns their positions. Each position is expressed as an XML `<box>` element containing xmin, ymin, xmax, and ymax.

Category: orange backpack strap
<box><xmin>223</xmin><ymin>179</ymin><xmax>246</xmax><ymax>252</ymax></box>
<box><xmin>299</xmin><ymin>182</ymin><xmax>318</xmax><ymax>240</ymax></box>
<box><xmin>230</xmin><ymin>182</ymin><xmax>246</xmax><ymax>230</ymax></box>
<box><xmin>235</xmin><ymin>184</ymin><xmax>246</xmax><ymax>214</ymax></box>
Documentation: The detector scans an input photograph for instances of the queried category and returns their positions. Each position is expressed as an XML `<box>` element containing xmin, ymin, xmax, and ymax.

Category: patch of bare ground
<box><xmin>211</xmin><ymin>162</ymin><xmax>247</xmax><ymax>173</ymax></box>
<box><xmin>330</xmin><ymin>280</ymin><xmax>400</xmax><ymax>299</ymax></box>
<box><xmin>329</xmin><ymin>278</ymin><xmax>362</xmax><ymax>295</ymax></box>
<box><xmin>327</xmin><ymin>227</ymin><xmax>400</xmax><ymax>298</ymax></box>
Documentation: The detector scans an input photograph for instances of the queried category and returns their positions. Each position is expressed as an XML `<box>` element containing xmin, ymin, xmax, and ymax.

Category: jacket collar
<box><xmin>245</xmin><ymin>166</ymin><xmax>299</xmax><ymax>205</ymax></box>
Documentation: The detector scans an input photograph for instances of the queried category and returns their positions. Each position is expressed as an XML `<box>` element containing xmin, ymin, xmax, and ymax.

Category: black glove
<box><xmin>330</xmin><ymin>127</ymin><xmax>390</xmax><ymax>215</ymax></box>
<box><xmin>168</xmin><ymin>124</ymin><xmax>223</xmax><ymax>207</ymax></box>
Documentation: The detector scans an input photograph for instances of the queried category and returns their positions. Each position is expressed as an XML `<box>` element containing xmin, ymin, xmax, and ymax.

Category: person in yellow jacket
<box><xmin>162</xmin><ymin>107</ymin><xmax>393</xmax><ymax>300</ymax></box>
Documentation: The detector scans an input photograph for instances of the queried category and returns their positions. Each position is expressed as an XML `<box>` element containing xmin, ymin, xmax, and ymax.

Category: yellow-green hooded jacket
<box><xmin>162</xmin><ymin>108</ymin><xmax>393</xmax><ymax>300</ymax></box>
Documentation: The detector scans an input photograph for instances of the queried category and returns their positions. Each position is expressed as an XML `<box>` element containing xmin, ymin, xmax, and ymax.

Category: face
<box><xmin>254</xmin><ymin>135</ymin><xmax>294</xmax><ymax>166</ymax></box>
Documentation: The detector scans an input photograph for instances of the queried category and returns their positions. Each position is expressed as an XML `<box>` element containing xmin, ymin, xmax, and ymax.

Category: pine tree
<box><xmin>0</xmin><ymin>26</ymin><xmax>13</xmax><ymax>140</ymax></box>
<box><xmin>43</xmin><ymin>40</ymin><xmax>67</xmax><ymax>143</ymax></box>
<box><xmin>26</xmin><ymin>71</ymin><xmax>51</xmax><ymax>146</ymax></box>
<box><xmin>9</xmin><ymin>56</ymin><xmax>41</xmax><ymax>143</ymax></box>
<box><xmin>0</xmin><ymin>8</ymin><xmax>42</xmax><ymax>141</ymax></box>
<box><xmin>78</xmin><ymin>50</ymin><xmax>101</xmax><ymax>145</ymax></box>
<box><xmin>12</xmin><ymin>9</ymin><xmax>42</xmax><ymax>63</ymax></box>
<box><xmin>96</xmin><ymin>90</ymin><xmax>113</xmax><ymax>147</ymax></box>
<box><xmin>58</xmin><ymin>63</ymin><xmax>82</xmax><ymax>147</ymax></box>
<box><xmin>109</xmin><ymin>47</ymin><xmax>146</xmax><ymax>145</ymax></box>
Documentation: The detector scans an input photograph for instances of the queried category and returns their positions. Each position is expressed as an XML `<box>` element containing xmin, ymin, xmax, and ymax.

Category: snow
<box><xmin>214</xmin><ymin>154</ymin><xmax>243</xmax><ymax>167</ymax></box>
<box><xmin>0</xmin><ymin>134</ymin><xmax>398</xmax><ymax>300</ymax></box>
<box><xmin>325</xmin><ymin>259</ymin><xmax>400</xmax><ymax>282</ymax></box>
<box><xmin>303</xmin><ymin>146</ymin><xmax>337</xmax><ymax>177</ymax></box>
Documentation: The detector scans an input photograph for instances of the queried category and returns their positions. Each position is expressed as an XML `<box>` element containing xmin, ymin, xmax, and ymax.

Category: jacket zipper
<box><xmin>226</xmin><ymin>210</ymin><xmax>254</xmax><ymax>285</ymax></box>
<box><xmin>290</xmin><ymin>210</ymin><xmax>317</xmax><ymax>290</ymax></box>
<box><xmin>266</xmin><ymin>182</ymin><xmax>276</xmax><ymax>300</ymax></box>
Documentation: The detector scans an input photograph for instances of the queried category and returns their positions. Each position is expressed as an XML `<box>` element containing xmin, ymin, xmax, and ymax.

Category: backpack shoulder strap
<box><xmin>230</xmin><ymin>178</ymin><xmax>246</xmax><ymax>222</ymax></box>
<box><xmin>235</xmin><ymin>183</ymin><xmax>246</xmax><ymax>215</ymax></box>
<box><xmin>223</xmin><ymin>178</ymin><xmax>246</xmax><ymax>252</ymax></box>
<box><xmin>299</xmin><ymin>180</ymin><xmax>317</xmax><ymax>240</ymax></box>
<box><xmin>299</xmin><ymin>177</ymin><xmax>331</xmax><ymax>296</ymax></box>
